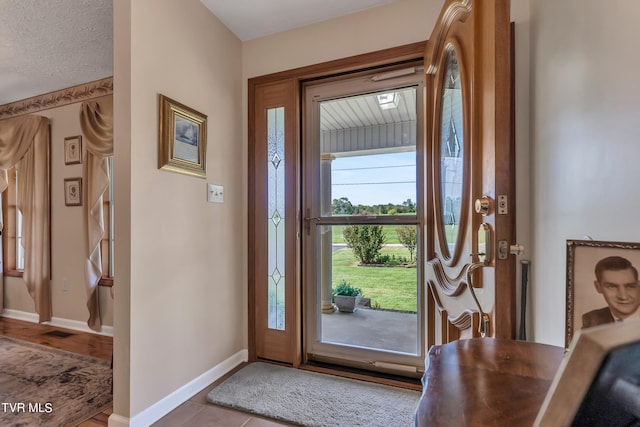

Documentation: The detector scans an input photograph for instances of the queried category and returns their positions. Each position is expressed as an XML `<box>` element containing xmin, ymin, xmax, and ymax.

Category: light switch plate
<box><xmin>207</xmin><ymin>183</ymin><xmax>224</xmax><ymax>203</ymax></box>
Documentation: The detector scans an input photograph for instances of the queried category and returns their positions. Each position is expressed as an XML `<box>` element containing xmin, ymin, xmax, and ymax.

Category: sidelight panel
<box><xmin>267</xmin><ymin>106</ymin><xmax>286</xmax><ymax>330</ymax></box>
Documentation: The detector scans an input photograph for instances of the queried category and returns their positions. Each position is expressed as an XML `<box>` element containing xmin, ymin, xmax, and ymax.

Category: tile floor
<box><xmin>152</xmin><ymin>366</ymin><xmax>295</xmax><ymax>427</ymax></box>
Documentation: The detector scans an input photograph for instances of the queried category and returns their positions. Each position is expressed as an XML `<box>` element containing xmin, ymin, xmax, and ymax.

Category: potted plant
<box><xmin>332</xmin><ymin>281</ymin><xmax>362</xmax><ymax>313</ymax></box>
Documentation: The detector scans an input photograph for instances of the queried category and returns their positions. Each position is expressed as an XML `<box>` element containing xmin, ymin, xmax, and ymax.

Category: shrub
<box><xmin>342</xmin><ymin>225</ymin><xmax>386</xmax><ymax>264</ymax></box>
<box><xmin>373</xmin><ymin>254</ymin><xmax>392</xmax><ymax>265</ymax></box>
<box><xmin>372</xmin><ymin>254</ymin><xmax>410</xmax><ymax>266</ymax></box>
<box><xmin>396</xmin><ymin>225</ymin><xmax>417</xmax><ymax>262</ymax></box>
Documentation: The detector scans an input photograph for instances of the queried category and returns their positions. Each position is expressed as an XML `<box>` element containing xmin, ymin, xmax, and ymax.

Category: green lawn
<box><xmin>332</xmin><ymin>224</ymin><xmax>413</xmax><ymax>244</ymax></box>
<box><xmin>327</xmin><ymin>222</ymin><xmax>463</xmax><ymax>312</ymax></box>
<box><xmin>332</xmin><ymin>246</ymin><xmax>417</xmax><ymax>313</ymax></box>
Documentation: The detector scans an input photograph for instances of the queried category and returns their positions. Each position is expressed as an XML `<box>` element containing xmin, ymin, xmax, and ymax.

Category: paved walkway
<box><xmin>321</xmin><ymin>307</ymin><xmax>418</xmax><ymax>354</ymax></box>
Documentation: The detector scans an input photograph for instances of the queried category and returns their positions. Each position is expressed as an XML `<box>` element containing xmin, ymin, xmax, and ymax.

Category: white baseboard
<box><xmin>107</xmin><ymin>413</ymin><xmax>130</xmax><ymax>427</ymax></box>
<box><xmin>123</xmin><ymin>349</ymin><xmax>248</xmax><ymax>427</ymax></box>
<box><xmin>0</xmin><ymin>308</ymin><xmax>113</xmax><ymax>337</ymax></box>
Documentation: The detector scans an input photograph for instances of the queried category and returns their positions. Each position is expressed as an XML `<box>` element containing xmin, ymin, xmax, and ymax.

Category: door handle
<box><xmin>303</xmin><ymin>209</ymin><xmax>320</xmax><ymax>235</ymax></box>
<box><xmin>473</xmin><ymin>223</ymin><xmax>492</xmax><ymax>265</ymax></box>
<box><xmin>474</xmin><ymin>196</ymin><xmax>491</xmax><ymax>216</ymax></box>
<box><xmin>303</xmin><ymin>217</ymin><xmax>319</xmax><ymax>235</ymax></box>
<box><xmin>465</xmin><ymin>262</ymin><xmax>491</xmax><ymax>337</ymax></box>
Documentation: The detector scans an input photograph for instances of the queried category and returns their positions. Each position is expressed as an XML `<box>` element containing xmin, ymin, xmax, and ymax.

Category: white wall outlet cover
<box><xmin>207</xmin><ymin>183</ymin><xmax>224</xmax><ymax>203</ymax></box>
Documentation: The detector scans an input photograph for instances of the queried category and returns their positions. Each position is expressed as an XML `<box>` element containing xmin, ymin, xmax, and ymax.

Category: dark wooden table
<box><xmin>415</xmin><ymin>338</ymin><xmax>565</xmax><ymax>427</ymax></box>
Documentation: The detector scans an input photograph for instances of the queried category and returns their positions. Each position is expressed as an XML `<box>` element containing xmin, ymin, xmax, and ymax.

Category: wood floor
<box><xmin>0</xmin><ymin>317</ymin><xmax>291</xmax><ymax>427</ymax></box>
<box><xmin>0</xmin><ymin>317</ymin><xmax>113</xmax><ymax>426</ymax></box>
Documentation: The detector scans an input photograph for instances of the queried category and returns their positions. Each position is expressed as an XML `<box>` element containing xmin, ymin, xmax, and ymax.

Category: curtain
<box><xmin>80</xmin><ymin>97</ymin><xmax>113</xmax><ymax>331</ymax></box>
<box><xmin>0</xmin><ymin>115</ymin><xmax>51</xmax><ymax>322</ymax></box>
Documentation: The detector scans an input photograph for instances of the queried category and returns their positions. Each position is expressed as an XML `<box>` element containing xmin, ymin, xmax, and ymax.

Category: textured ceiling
<box><xmin>0</xmin><ymin>0</ymin><xmax>113</xmax><ymax>106</ymax></box>
<box><xmin>0</xmin><ymin>0</ymin><xmax>399</xmax><ymax>107</ymax></box>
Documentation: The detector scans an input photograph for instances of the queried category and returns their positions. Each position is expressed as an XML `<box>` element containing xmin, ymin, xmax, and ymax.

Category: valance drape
<box><xmin>80</xmin><ymin>97</ymin><xmax>113</xmax><ymax>332</ymax></box>
<box><xmin>0</xmin><ymin>115</ymin><xmax>51</xmax><ymax>322</ymax></box>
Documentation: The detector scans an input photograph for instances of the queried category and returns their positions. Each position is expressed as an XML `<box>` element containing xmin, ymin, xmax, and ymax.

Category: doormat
<box><xmin>207</xmin><ymin>362</ymin><xmax>420</xmax><ymax>427</ymax></box>
<box><xmin>0</xmin><ymin>336</ymin><xmax>112</xmax><ymax>427</ymax></box>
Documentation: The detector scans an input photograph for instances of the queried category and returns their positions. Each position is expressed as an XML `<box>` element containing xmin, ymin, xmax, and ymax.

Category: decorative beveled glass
<box><xmin>267</xmin><ymin>107</ymin><xmax>285</xmax><ymax>330</ymax></box>
<box><xmin>438</xmin><ymin>45</ymin><xmax>464</xmax><ymax>258</ymax></box>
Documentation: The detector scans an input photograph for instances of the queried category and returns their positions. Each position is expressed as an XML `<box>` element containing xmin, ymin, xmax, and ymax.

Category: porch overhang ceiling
<box><xmin>320</xmin><ymin>87</ymin><xmax>417</xmax><ymax>156</ymax></box>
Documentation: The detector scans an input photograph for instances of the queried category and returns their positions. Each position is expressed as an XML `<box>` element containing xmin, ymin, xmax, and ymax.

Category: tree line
<box><xmin>332</xmin><ymin>197</ymin><xmax>416</xmax><ymax>215</ymax></box>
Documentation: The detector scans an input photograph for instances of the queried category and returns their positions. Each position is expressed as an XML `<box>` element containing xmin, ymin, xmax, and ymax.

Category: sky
<box><xmin>331</xmin><ymin>151</ymin><xmax>416</xmax><ymax>206</ymax></box>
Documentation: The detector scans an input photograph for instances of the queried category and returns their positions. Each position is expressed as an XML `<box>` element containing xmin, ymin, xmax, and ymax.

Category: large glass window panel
<box><xmin>319</xmin><ymin>224</ymin><xmax>419</xmax><ymax>355</ymax></box>
<box><xmin>319</xmin><ymin>87</ymin><xmax>418</xmax><ymax>215</ymax></box>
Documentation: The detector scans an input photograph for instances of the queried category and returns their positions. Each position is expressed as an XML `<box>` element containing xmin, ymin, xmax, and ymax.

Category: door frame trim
<box><xmin>248</xmin><ymin>41</ymin><xmax>427</xmax><ymax>365</ymax></box>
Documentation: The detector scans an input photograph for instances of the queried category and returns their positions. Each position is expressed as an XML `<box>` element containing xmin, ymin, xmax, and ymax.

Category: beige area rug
<box><xmin>0</xmin><ymin>336</ymin><xmax>112</xmax><ymax>427</ymax></box>
<box><xmin>207</xmin><ymin>362</ymin><xmax>420</xmax><ymax>427</ymax></box>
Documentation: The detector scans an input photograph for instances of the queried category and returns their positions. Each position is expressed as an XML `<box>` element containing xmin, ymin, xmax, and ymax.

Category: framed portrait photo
<box><xmin>158</xmin><ymin>94</ymin><xmax>207</xmax><ymax>178</ymax></box>
<box><xmin>64</xmin><ymin>177</ymin><xmax>82</xmax><ymax>206</ymax></box>
<box><xmin>565</xmin><ymin>239</ymin><xmax>640</xmax><ymax>347</ymax></box>
<box><xmin>64</xmin><ymin>135</ymin><xmax>82</xmax><ymax>165</ymax></box>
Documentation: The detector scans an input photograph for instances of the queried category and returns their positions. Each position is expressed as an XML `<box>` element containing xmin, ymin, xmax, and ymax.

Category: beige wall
<box><xmin>243</xmin><ymin>0</ymin><xmax>440</xmax><ymax>79</ymax></box>
<box><xmin>3</xmin><ymin>97</ymin><xmax>114</xmax><ymax>329</ymax></box>
<box><xmin>110</xmin><ymin>0</ymin><xmax>443</xmax><ymax>420</ymax></box>
<box><xmin>530</xmin><ymin>0</ymin><xmax>640</xmax><ymax>345</ymax></box>
<box><xmin>113</xmin><ymin>0</ymin><xmax>244</xmax><ymax>420</ymax></box>
<box><xmin>109</xmin><ymin>0</ymin><xmax>640</xmax><ymax>421</ymax></box>
<box><xmin>113</xmin><ymin>0</ymin><xmax>132</xmax><ymax>419</ymax></box>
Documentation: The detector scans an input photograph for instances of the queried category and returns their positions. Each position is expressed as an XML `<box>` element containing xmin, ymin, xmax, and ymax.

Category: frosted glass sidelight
<box><xmin>267</xmin><ymin>107</ymin><xmax>285</xmax><ymax>330</ymax></box>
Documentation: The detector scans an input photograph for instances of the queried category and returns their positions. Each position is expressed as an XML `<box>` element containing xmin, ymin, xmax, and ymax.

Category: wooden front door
<box><xmin>248</xmin><ymin>44</ymin><xmax>426</xmax><ymax>368</ymax></box>
<box><xmin>424</xmin><ymin>0</ymin><xmax>516</xmax><ymax>345</ymax></box>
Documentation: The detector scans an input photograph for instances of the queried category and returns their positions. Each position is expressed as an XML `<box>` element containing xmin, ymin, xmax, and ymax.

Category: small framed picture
<box><xmin>158</xmin><ymin>94</ymin><xmax>207</xmax><ymax>178</ymax></box>
<box><xmin>566</xmin><ymin>239</ymin><xmax>640</xmax><ymax>347</ymax></box>
<box><xmin>64</xmin><ymin>135</ymin><xmax>82</xmax><ymax>165</ymax></box>
<box><xmin>64</xmin><ymin>178</ymin><xmax>82</xmax><ymax>206</ymax></box>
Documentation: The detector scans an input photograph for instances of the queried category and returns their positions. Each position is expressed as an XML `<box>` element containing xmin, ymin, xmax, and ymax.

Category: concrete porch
<box><xmin>321</xmin><ymin>307</ymin><xmax>418</xmax><ymax>354</ymax></box>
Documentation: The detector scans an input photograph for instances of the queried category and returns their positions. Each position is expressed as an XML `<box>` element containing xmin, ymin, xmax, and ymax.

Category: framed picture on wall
<box><xmin>64</xmin><ymin>177</ymin><xmax>82</xmax><ymax>206</ymax></box>
<box><xmin>64</xmin><ymin>135</ymin><xmax>82</xmax><ymax>165</ymax></box>
<box><xmin>565</xmin><ymin>239</ymin><xmax>640</xmax><ymax>347</ymax></box>
<box><xmin>158</xmin><ymin>94</ymin><xmax>207</xmax><ymax>178</ymax></box>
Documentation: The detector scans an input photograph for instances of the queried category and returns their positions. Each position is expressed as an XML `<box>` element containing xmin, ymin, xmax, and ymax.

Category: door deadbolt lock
<box><xmin>498</xmin><ymin>241</ymin><xmax>525</xmax><ymax>260</ymax></box>
<box><xmin>474</xmin><ymin>196</ymin><xmax>491</xmax><ymax>216</ymax></box>
<box><xmin>510</xmin><ymin>244</ymin><xmax>524</xmax><ymax>256</ymax></box>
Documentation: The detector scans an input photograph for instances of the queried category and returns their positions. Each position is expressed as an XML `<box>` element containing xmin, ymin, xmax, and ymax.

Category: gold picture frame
<box><xmin>64</xmin><ymin>177</ymin><xmax>82</xmax><ymax>206</ymax></box>
<box><xmin>64</xmin><ymin>135</ymin><xmax>82</xmax><ymax>165</ymax></box>
<box><xmin>158</xmin><ymin>94</ymin><xmax>207</xmax><ymax>178</ymax></box>
<box><xmin>565</xmin><ymin>239</ymin><xmax>640</xmax><ymax>347</ymax></box>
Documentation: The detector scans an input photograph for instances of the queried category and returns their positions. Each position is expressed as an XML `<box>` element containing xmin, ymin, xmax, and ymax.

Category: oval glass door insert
<box><xmin>439</xmin><ymin>44</ymin><xmax>464</xmax><ymax>258</ymax></box>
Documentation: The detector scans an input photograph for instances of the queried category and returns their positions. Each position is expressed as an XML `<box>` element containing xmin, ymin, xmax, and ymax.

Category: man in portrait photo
<box><xmin>582</xmin><ymin>256</ymin><xmax>640</xmax><ymax>328</ymax></box>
